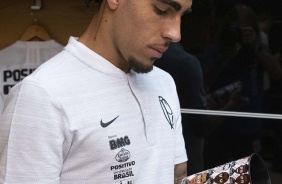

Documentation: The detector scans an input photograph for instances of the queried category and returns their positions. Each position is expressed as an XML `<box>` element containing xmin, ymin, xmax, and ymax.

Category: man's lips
<box><xmin>149</xmin><ymin>46</ymin><xmax>168</xmax><ymax>58</ymax></box>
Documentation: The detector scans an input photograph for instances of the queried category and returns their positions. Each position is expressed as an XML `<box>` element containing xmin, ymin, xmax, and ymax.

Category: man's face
<box><xmin>189</xmin><ymin>173</ymin><xmax>208</xmax><ymax>184</ymax></box>
<box><xmin>235</xmin><ymin>174</ymin><xmax>250</xmax><ymax>184</ymax></box>
<box><xmin>236</xmin><ymin>21</ymin><xmax>258</xmax><ymax>48</ymax></box>
<box><xmin>214</xmin><ymin>172</ymin><xmax>229</xmax><ymax>184</ymax></box>
<box><xmin>110</xmin><ymin>0</ymin><xmax>192</xmax><ymax>73</ymax></box>
<box><xmin>235</xmin><ymin>164</ymin><xmax>248</xmax><ymax>174</ymax></box>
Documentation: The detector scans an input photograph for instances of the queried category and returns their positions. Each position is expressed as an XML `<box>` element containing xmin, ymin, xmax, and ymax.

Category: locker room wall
<box><xmin>0</xmin><ymin>0</ymin><xmax>95</xmax><ymax>50</ymax></box>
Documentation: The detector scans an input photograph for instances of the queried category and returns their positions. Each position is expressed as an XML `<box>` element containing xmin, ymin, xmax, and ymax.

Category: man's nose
<box><xmin>162</xmin><ymin>17</ymin><xmax>181</xmax><ymax>42</ymax></box>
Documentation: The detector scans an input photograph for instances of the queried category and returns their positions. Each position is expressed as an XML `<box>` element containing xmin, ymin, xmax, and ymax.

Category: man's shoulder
<box><xmin>152</xmin><ymin>66</ymin><xmax>174</xmax><ymax>81</ymax></box>
<box><xmin>32</xmin><ymin>49</ymin><xmax>79</xmax><ymax>79</ymax></box>
<box><xmin>25</xmin><ymin>50</ymin><xmax>84</xmax><ymax>90</ymax></box>
<box><xmin>131</xmin><ymin>66</ymin><xmax>176</xmax><ymax>89</ymax></box>
<box><xmin>142</xmin><ymin>66</ymin><xmax>177</xmax><ymax>90</ymax></box>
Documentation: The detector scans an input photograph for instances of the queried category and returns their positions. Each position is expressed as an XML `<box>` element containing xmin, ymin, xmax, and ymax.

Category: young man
<box><xmin>0</xmin><ymin>0</ymin><xmax>192</xmax><ymax>183</ymax></box>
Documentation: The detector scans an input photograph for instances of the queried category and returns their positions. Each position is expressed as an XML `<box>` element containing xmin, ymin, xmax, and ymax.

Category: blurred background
<box><xmin>175</xmin><ymin>0</ymin><xmax>282</xmax><ymax>183</ymax></box>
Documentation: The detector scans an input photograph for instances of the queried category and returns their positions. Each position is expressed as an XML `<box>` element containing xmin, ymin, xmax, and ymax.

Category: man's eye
<box><xmin>154</xmin><ymin>6</ymin><xmax>168</xmax><ymax>15</ymax></box>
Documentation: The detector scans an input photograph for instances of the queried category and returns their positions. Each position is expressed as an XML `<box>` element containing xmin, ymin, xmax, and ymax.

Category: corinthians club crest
<box><xmin>159</xmin><ymin>96</ymin><xmax>174</xmax><ymax>129</ymax></box>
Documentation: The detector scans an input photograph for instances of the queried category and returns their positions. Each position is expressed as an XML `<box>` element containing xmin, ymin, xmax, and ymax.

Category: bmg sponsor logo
<box><xmin>109</xmin><ymin>136</ymin><xmax>131</xmax><ymax>150</ymax></box>
<box><xmin>109</xmin><ymin>135</ymin><xmax>135</xmax><ymax>181</ymax></box>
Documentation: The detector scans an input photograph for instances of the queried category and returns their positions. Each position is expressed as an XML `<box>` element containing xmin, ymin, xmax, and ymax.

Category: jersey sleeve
<box><xmin>0</xmin><ymin>77</ymin><xmax>72</xmax><ymax>183</ymax></box>
<box><xmin>174</xmin><ymin>89</ymin><xmax>188</xmax><ymax>165</ymax></box>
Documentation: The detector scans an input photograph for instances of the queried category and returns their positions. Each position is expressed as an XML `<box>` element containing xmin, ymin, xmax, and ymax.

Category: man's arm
<box><xmin>0</xmin><ymin>78</ymin><xmax>70</xmax><ymax>183</ymax></box>
<box><xmin>174</xmin><ymin>162</ymin><xmax>187</xmax><ymax>184</ymax></box>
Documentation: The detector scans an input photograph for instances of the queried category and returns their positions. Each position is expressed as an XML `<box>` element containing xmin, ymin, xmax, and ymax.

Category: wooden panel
<box><xmin>0</xmin><ymin>0</ymin><xmax>96</xmax><ymax>49</ymax></box>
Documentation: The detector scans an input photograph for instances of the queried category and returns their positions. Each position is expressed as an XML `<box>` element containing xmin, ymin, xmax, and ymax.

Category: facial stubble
<box><xmin>128</xmin><ymin>56</ymin><xmax>156</xmax><ymax>74</ymax></box>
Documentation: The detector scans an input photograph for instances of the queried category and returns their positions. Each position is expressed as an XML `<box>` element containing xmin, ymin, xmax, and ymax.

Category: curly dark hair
<box><xmin>220</xmin><ymin>3</ymin><xmax>260</xmax><ymax>47</ymax></box>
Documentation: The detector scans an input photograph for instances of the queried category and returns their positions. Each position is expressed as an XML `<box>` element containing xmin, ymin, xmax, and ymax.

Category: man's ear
<box><xmin>107</xmin><ymin>0</ymin><xmax>119</xmax><ymax>10</ymax></box>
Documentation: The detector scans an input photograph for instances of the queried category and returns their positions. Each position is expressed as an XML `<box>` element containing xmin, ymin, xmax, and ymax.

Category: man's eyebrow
<box><xmin>183</xmin><ymin>8</ymin><xmax>192</xmax><ymax>15</ymax></box>
<box><xmin>158</xmin><ymin>0</ymin><xmax>182</xmax><ymax>11</ymax></box>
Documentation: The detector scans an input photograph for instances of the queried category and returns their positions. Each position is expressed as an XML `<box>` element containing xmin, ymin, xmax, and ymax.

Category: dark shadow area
<box><xmin>155</xmin><ymin>0</ymin><xmax>282</xmax><ymax>183</ymax></box>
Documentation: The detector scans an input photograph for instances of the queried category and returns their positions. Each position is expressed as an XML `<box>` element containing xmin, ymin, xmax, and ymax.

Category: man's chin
<box><xmin>131</xmin><ymin>64</ymin><xmax>153</xmax><ymax>74</ymax></box>
<box><xmin>128</xmin><ymin>56</ymin><xmax>154</xmax><ymax>74</ymax></box>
